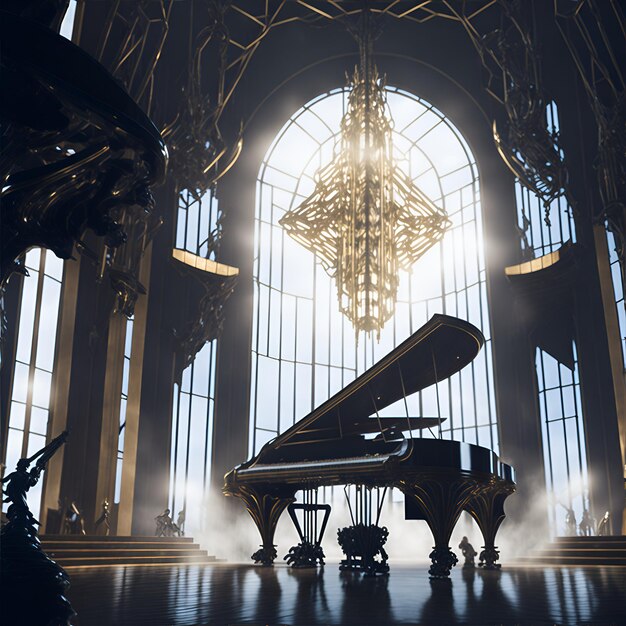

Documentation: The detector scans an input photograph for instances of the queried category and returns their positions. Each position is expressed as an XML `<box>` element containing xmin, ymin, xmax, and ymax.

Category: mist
<box><xmin>198</xmin><ymin>482</ymin><xmax>554</xmax><ymax>565</ymax></box>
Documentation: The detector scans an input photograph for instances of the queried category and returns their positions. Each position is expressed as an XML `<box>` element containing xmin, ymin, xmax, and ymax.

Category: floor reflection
<box><xmin>68</xmin><ymin>562</ymin><xmax>626</xmax><ymax>625</ymax></box>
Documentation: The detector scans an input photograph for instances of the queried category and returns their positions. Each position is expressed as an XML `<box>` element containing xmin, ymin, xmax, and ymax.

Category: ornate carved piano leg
<box><xmin>234</xmin><ymin>485</ymin><xmax>296</xmax><ymax>566</ymax></box>
<box><xmin>465</xmin><ymin>483</ymin><xmax>514</xmax><ymax>570</ymax></box>
<box><xmin>401</xmin><ymin>477</ymin><xmax>479</xmax><ymax>579</ymax></box>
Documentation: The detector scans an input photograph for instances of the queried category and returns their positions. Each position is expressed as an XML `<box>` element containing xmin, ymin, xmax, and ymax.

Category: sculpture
<box><xmin>562</xmin><ymin>505</ymin><xmax>577</xmax><ymax>536</ymax></box>
<box><xmin>458</xmin><ymin>536</ymin><xmax>477</xmax><ymax>569</ymax></box>
<box><xmin>62</xmin><ymin>501</ymin><xmax>86</xmax><ymax>535</ymax></box>
<box><xmin>155</xmin><ymin>508</ymin><xmax>176</xmax><ymax>537</ymax></box>
<box><xmin>579</xmin><ymin>509</ymin><xmax>594</xmax><ymax>537</ymax></box>
<box><xmin>596</xmin><ymin>511</ymin><xmax>610</xmax><ymax>536</ymax></box>
<box><xmin>176</xmin><ymin>508</ymin><xmax>186</xmax><ymax>536</ymax></box>
<box><xmin>94</xmin><ymin>498</ymin><xmax>111</xmax><ymax>536</ymax></box>
<box><xmin>0</xmin><ymin>430</ymin><xmax>74</xmax><ymax>625</ymax></box>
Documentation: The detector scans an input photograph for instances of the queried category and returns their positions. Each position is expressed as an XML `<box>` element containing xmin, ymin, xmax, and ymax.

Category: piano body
<box><xmin>224</xmin><ymin>314</ymin><xmax>515</xmax><ymax>578</ymax></box>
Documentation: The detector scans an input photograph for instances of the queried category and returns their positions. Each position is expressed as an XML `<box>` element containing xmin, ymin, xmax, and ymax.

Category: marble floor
<box><xmin>67</xmin><ymin>562</ymin><xmax>626</xmax><ymax>626</ymax></box>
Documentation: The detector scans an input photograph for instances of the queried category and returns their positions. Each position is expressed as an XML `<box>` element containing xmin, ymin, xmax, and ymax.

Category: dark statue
<box><xmin>94</xmin><ymin>498</ymin><xmax>111</xmax><ymax>536</ymax></box>
<box><xmin>579</xmin><ymin>509</ymin><xmax>594</xmax><ymax>537</ymax></box>
<box><xmin>458</xmin><ymin>536</ymin><xmax>477</xmax><ymax>569</ymax></box>
<box><xmin>63</xmin><ymin>500</ymin><xmax>86</xmax><ymax>535</ymax></box>
<box><xmin>596</xmin><ymin>511</ymin><xmax>610</xmax><ymax>536</ymax></box>
<box><xmin>562</xmin><ymin>504</ymin><xmax>577</xmax><ymax>536</ymax></box>
<box><xmin>0</xmin><ymin>430</ymin><xmax>74</xmax><ymax>625</ymax></box>
<box><xmin>155</xmin><ymin>508</ymin><xmax>182</xmax><ymax>537</ymax></box>
<box><xmin>176</xmin><ymin>508</ymin><xmax>186</xmax><ymax>536</ymax></box>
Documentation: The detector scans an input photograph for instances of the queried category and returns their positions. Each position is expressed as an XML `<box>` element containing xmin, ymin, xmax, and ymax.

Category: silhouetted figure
<box><xmin>458</xmin><ymin>536</ymin><xmax>477</xmax><ymax>568</ymax></box>
<box><xmin>177</xmin><ymin>508</ymin><xmax>186</xmax><ymax>536</ymax></box>
<box><xmin>155</xmin><ymin>508</ymin><xmax>176</xmax><ymax>536</ymax></box>
<box><xmin>579</xmin><ymin>509</ymin><xmax>594</xmax><ymax>536</ymax></box>
<box><xmin>562</xmin><ymin>505</ymin><xmax>577</xmax><ymax>535</ymax></box>
<box><xmin>2</xmin><ymin>458</ymin><xmax>43</xmax><ymax>527</ymax></box>
<box><xmin>63</xmin><ymin>500</ymin><xmax>86</xmax><ymax>535</ymax></box>
<box><xmin>94</xmin><ymin>497</ymin><xmax>111</xmax><ymax>535</ymax></box>
<box><xmin>596</xmin><ymin>511</ymin><xmax>610</xmax><ymax>536</ymax></box>
<box><xmin>0</xmin><ymin>431</ymin><xmax>74</xmax><ymax>625</ymax></box>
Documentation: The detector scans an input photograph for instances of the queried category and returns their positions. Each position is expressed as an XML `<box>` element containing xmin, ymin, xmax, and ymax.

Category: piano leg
<box><xmin>232</xmin><ymin>485</ymin><xmax>296</xmax><ymax>566</ymax></box>
<box><xmin>465</xmin><ymin>484</ymin><xmax>515</xmax><ymax>570</ymax></box>
<box><xmin>400</xmin><ymin>477</ymin><xmax>479</xmax><ymax>579</ymax></box>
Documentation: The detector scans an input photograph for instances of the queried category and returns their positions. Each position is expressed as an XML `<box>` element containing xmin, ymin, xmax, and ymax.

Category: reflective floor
<box><xmin>68</xmin><ymin>562</ymin><xmax>626</xmax><ymax>625</ymax></box>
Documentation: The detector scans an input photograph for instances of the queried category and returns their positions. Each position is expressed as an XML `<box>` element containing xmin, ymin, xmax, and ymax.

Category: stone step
<box><xmin>553</xmin><ymin>535</ymin><xmax>625</xmax><ymax>542</ymax></box>
<box><xmin>46</xmin><ymin>548</ymin><xmax>209</xmax><ymax>558</ymax></box>
<box><xmin>39</xmin><ymin>535</ymin><xmax>221</xmax><ymax>567</ymax></box>
<box><xmin>53</xmin><ymin>554</ymin><xmax>218</xmax><ymax>567</ymax></box>
<box><xmin>40</xmin><ymin>535</ymin><xmax>194</xmax><ymax>542</ymax></box>
<box><xmin>519</xmin><ymin>536</ymin><xmax>626</xmax><ymax>566</ymax></box>
<box><xmin>42</xmin><ymin>541</ymin><xmax>201</xmax><ymax>551</ymax></box>
<box><xmin>528</xmin><ymin>547</ymin><xmax>626</xmax><ymax>558</ymax></box>
<box><xmin>516</xmin><ymin>555</ymin><xmax>626</xmax><ymax>566</ymax></box>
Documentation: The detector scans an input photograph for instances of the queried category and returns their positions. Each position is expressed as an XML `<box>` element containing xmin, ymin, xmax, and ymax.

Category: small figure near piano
<box><xmin>458</xmin><ymin>536</ymin><xmax>477</xmax><ymax>569</ymax></box>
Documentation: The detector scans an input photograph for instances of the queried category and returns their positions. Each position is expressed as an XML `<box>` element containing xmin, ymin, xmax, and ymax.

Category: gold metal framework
<box><xmin>279</xmin><ymin>53</ymin><xmax>450</xmax><ymax>336</ymax></box>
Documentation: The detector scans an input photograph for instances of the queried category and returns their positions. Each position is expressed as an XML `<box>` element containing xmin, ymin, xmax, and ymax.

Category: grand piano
<box><xmin>224</xmin><ymin>314</ymin><xmax>515</xmax><ymax>578</ymax></box>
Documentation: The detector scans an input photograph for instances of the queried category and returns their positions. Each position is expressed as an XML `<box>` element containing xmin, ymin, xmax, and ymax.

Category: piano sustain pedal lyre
<box><xmin>283</xmin><ymin>488</ymin><xmax>331</xmax><ymax>568</ymax></box>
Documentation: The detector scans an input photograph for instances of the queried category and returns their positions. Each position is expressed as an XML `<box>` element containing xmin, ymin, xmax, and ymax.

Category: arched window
<box><xmin>250</xmin><ymin>86</ymin><xmax>498</xmax><ymax>456</ymax></box>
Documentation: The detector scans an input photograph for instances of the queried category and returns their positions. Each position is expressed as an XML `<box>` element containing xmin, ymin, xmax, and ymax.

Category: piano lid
<box><xmin>262</xmin><ymin>315</ymin><xmax>484</xmax><ymax>452</ymax></box>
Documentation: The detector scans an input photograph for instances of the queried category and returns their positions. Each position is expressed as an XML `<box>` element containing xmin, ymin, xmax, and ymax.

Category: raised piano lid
<box><xmin>255</xmin><ymin>314</ymin><xmax>484</xmax><ymax>456</ymax></box>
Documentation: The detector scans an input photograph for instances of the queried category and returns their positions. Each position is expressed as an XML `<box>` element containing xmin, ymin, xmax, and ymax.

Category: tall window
<box><xmin>250</xmin><ymin>86</ymin><xmax>498</xmax><ymax>457</ymax></box>
<box><xmin>3</xmin><ymin>249</ymin><xmax>64</xmax><ymax>520</ymax></box>
<box><xmin>513</xmin><ymin>100</ymin><xmax>588</xmax><ymax>534</ymax></box>
<box><xmin>168</xmin><ymin>188</ymin><xmax>221</xmax><ymax>537</ymax></box>
<box><xmin>605</xmin><ymin>227</ymin><xmax>626</xmax><ymax>368</ymax></box>
<box><xmin>537</xmin><ymin>346</ymin><xmax>588</xmax><ymax>535</ymax></box>
<box><xmin>114</xmin><ymin>316</ymin><xmax>134</xmax><ymax>504</ymax></box>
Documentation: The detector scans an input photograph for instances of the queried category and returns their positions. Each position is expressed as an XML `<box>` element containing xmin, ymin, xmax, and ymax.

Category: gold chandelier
<box><xmin>279</xmin><ymin>14</ymin><xmax>451</xmax><ymax>337</ymax></box>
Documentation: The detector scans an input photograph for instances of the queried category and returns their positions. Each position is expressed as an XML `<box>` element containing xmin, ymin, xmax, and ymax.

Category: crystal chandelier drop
<box><xmin>279</xmin><ymin>14</ymin><xmax>451</xmax><ymax>338</ymax></box>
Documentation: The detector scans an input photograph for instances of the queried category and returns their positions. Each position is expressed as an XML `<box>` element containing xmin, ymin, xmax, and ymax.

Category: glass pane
<box><xmin>35</xmin><ymin>277</ymin><xmax>61</xmax><ymax>371</ymax></box>
<box><xmin>11</xmin><ymin>362</ymin><xmax>30</xmax><ymax>404</ymax></box>
<box><xmin>9</xmin><ymin>401</ymin><xmax>26</xmax><ymax>430</ymax></box>
<box><xmin>32</xmin><ymin>368</ymin><xmax>52</xmax><ymax>409</ymax></box>
<box><xmin>4</xmin><ymin>428</ymin><xmax>24</xmax><ymax>479</ymax></box>
<box><xmin>15</xmin><ymin>272</ymin><xmax>39</xmax><ymax>364</ymax></box>
<box><xmin>30</xmin><ymin>406</ymin><xmax>49</xmax><ymax>437</ymax></box>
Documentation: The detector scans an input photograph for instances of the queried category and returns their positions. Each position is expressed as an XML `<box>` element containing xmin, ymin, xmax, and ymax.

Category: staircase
<box><xmin>39</xmin><ymin>535</ymin><xmax>220</xmax><ymax>568</ymax></box>
<box><xmin>516</xmin><ymin>536</ymin><xmax>626</xmax><ymax>566</ymax></box>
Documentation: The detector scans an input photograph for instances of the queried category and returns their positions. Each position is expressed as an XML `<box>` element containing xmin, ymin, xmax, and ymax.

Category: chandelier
<box><xmin>279</xmin><ymin>13</ymin><xmax>451</xmax><ymax>337</ymax></box>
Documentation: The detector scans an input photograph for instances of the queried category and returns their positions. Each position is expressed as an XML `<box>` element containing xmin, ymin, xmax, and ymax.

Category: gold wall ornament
<box><xmin>279</xmin><ymin>65</ymin><xmax>451</xmax><ymax>338</ymax></box>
